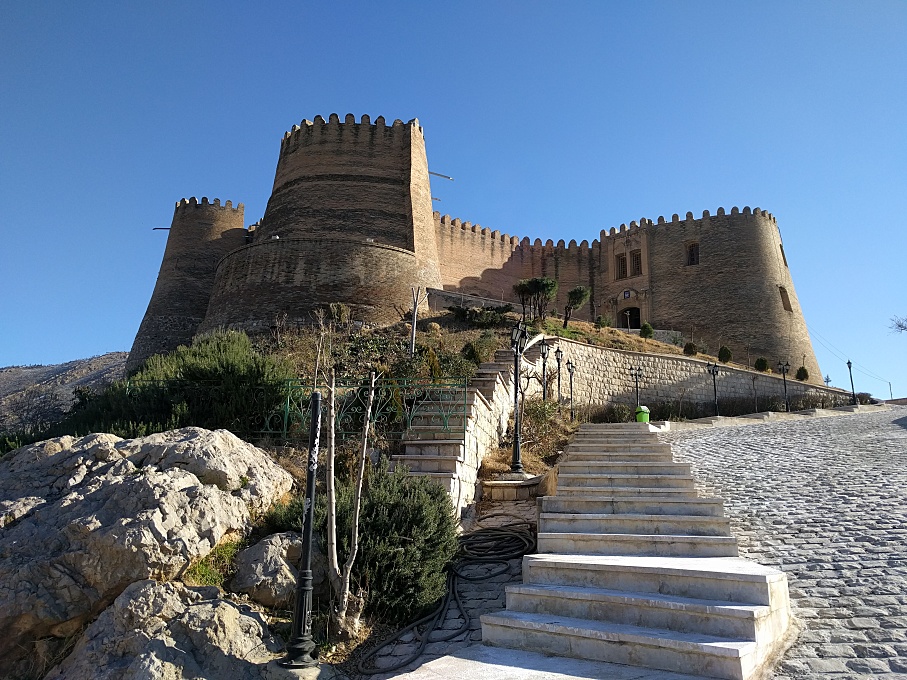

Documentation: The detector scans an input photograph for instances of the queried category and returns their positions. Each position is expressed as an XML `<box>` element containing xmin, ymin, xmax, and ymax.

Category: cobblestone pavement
<box><xmin>662</xmin><ymin>406</ymin><xmax>907</xmax><ymax>679</ymax></box>
<box><xmin>351</xmin><ymin>500</ymin><xmax>537</xmax><ymax>679</ymax></box>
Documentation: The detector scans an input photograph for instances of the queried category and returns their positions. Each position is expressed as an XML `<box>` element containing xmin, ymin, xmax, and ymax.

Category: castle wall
<box><xmin>127</xmin><ymin>198</ymin><xmax>245</xmax><ymax>373</ymax></box>
<box><xmin>198</xmin><ymin>237</ymin><xmax>424</xmax><ymax>331</ymax></box>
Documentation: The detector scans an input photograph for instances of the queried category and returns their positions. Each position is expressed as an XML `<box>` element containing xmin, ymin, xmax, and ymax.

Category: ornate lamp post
<box><xmin>777</xmin><ymin>361</ymin><xmax>791</xmax><ymax>412</ymax></box>
<box><xmin>629</xmin><ymin>366</ymin><xmax>643</xmax><ymax>407</ymax></box>
<box><xmin>555</xmin><ymin>346</ymin><xmax>564</xmax><ymax>404</ymax></box>
<box><xmin>279</xmin><ymin>391</ymin><xmax>322</xmax><ymax>669</ymax></box>
<box><xmin>566</xmin><ymin>359</ymin><xmax>576</xmax><ymax>421</ymax></box>
<box><xmin>539</xmin><ymin>339</ymin><xmax>550</xmax><ymax>402</ymax></box>
<box><xmin>706</xmin><ymin>362</ymin><xmax>720</xmax><ymax>417</ymax></box>
<box><xmin>846</xmin><ymin>360</ymin><xmax>857</xmax><ymax>405</ymax></box>
<box><xmin>510</xmin><ymin>321</ymin><xmax>530</xmax><ymax>473</ymax></box>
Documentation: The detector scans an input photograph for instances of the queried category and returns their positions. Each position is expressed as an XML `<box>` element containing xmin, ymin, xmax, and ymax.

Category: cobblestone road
<box><xmin>662</xmin><ymin>407</ymin><xmax>907</xmax><ymax>679</ymax></box>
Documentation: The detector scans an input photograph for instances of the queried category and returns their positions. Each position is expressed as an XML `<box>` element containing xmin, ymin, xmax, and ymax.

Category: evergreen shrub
<box><xmin>718</xmin><ymin>346</ymin><xmax>732</xmax><ymax>363</ymax></box>
<box><xmin>754</xmin><ymin>357</ymin><xmax>769</xmax><ymax>372</ymax></box>
<box><xmin>683</xmin><ymin>342</ymin><xmax>698</xmax><ymax>356</ymax></box>
<box><xmin>639</xmin><ymin>322</ymin><xmax>654</xmax><ymax>339</ymax></box>
<box><xmin>795</xmin><ymin>366</ymin><xmax>809</xmax><ymax>381</ymax></box>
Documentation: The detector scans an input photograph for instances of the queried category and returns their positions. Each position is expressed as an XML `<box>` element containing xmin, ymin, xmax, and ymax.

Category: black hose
<box><xmin>355</xmin><ymin>515</ymin><xmax>536</xmax><ymax>675</ymax></box>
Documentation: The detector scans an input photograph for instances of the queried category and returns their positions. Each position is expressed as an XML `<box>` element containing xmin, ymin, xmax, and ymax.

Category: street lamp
<box><xmin>625</xmin><ymin>309</ymin><xmax>631</xmax><ymax>331</ymax></box>
<box><xmin>629</xmin><ymin>366</ymin><xmax>643</xmax><ymax>407</ymax></box>
<box><xmin>539</xmin><ymin>339</ymin><xmax>550</xmax><ymax>402</ymax></box>
<box><xmin>510</xmin><ymin>322</ymin><xmax>530</xmax><ymax>473</ymax></box>
<box><xmin>555</xmin><ymin>346</ymin><xmax>564</xmax><ymax>404</ymax></box>
<box><xmin>706</xmin><ymin>362</ymin><xmax>720</xmax><ymax>417</ymax></box>
<box><xmin>279</xmin><ymin>391</ymin><xmax>322</xmax><ymax>669</ymax></box>
<box><xmin>777</xmin><ymin>361</ymin><xmax>791</xmax><ymax>412</ymax></box>
<box><xmin>566</xmin><ymin>359</ymin><xmax>576</xmax><ymax>420</ymax></box>
<box><xmin>846</xmin><ymin>360</ymin><xmax>857</xmax><ymax>405</ymax></box>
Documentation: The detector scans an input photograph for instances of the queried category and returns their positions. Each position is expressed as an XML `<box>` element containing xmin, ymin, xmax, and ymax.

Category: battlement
<box><xmin>279</xmin><ymin>113</ymin><xmax>424</xmax><ymax>152</ymax></box>
<box><xmin>435</xmin><ymin>212</ymin><xmax>521</xmax><ymax>247</ymax></box>
<box><xmin>174</xmin><ymin>197</ymin><xmax>244</xmax><ymax>214</ymax></box>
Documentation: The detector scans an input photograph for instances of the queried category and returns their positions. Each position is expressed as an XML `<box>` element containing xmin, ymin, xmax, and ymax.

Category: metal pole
<box><xmin>540</xmin><ymin>340</ymin><xmax>549</xmax><ymax>402</ymax></box>
<box><xmin>778</xmin><ymin>361</ymin><xmax>790</xmax><ymax>412</ymax></box>
<box><xmin>555</xmin><ymin>348</ymin><xmax>563</xmax><ymax>405</ymax></box>
<box><xmin>569</xmin><ymin>365</ymin><xmax>575</xmax><ymax>421</ymax></box>
<box><xmin>635</xmin><ymin>372</ymin><xmax>640</xmax><ymax>406</ymax></box>
<box><xmin>707</xmin><ymin>362</ymin><xmax>719</xmax><ymax>417</ymax></box>
<box><xmin>511</xmin><ymin>346</ymin><xmax>524</xmax><ymax>472</ymax></box>
<box><xmin>279</xmin><ymin>392</ymin><xmax>322</xmax><ymax>668</ymax></box>
<box><xmin>847</xmin><ymin>360</ymin><xmax>857</xmax><ymax>405</ymax></box>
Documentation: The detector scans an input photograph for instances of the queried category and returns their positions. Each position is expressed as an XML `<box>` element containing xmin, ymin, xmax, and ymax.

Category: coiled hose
<box><xmin>355</xmin><ymin>514</ymin><xmax>537</xmax><ymax>675</ymax></box>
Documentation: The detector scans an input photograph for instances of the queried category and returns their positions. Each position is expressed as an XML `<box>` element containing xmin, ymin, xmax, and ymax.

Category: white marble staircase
<box><xmin>481</xmin><ymin>422</ymin><xmax>793</xmax><ymax>680</ymax></box>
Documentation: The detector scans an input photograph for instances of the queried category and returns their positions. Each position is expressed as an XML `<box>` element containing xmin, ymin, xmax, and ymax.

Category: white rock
<box><xmin>44</xmin><ymin>580</ymin><xmax>283</xmax><ymax>680</ymax></box>
<box><xmin>0</xmin><ymin>428</ymin><xmax>293</xmax><ymax>675</ymax></box>
<box><xmin>231</xmin><ymin>532</ymin><xmax>330</xmax><ymax>609</ymax></box>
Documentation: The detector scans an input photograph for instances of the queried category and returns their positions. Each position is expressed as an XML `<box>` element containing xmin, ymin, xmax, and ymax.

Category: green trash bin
<box><xmin>635</xmin><ymin>405</ymin><xmax>650</xmax><ymax>423</ymax></box>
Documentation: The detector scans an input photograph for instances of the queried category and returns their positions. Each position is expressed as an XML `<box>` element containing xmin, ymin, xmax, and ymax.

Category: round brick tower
<box><xmin>127</xmin><ymin>197</ymin><xmax>246</xmax><ymax>373</ymax></box>
<box><xmin>198</xmin><ymin>114</ymin><xmax>442</xmax><ymax>333</ymax></box>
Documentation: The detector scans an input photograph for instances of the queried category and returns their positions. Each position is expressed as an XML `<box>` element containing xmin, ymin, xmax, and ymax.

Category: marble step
<box><xmin>539</xmin><ymin>495</ymin><xmax>725</xmax><ymax>517</ymax></box>
<box><xmin>557</xmin><ymin>485</ymin><xmax>698</xmax><ymax>497</ymax></box>
<box><xmin>557</xmin><ymin>461</ymin><xmax>692</xmax><ymax>476</ymax></box>
<box><xmin>504</xmin><ymin>583</ymin><xmax>769</xmax><ymax>640</ymax></box>
<box><xmin>556</xmin><ymin>473</ymin><xmax>697</xmax><ymax>489</ymax></box>
<box><xmin>481</xmin><ymin>610</ymin><xmax>757</xmax><ymax>680</ymax></box>
<box><xmin>563</xmin><ymin>451</ymin><xmax>674</xmax><ymax>463</ymax></box>
<box><xmin>537</xmin><ymin>532</ymin><xmax>739</xmax><ymax>557</ymax></box>
<box><xmin>539</xmin><ymin>512</ymin><xmax>732</xmax><ymax>537</ymax></box>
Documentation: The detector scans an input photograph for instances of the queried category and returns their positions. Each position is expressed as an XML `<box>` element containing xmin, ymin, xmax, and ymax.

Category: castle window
<box><xmin>687</xmin><ymin>243</ymin><xmax>700</xmax><ymax>266</ymax></box>
<box><xmin>630</xmin><ymin>250</ymin><xmax>642</xmax><ymax>277</ymax></box>
<box><xmin>779</xmin><ymin>286</ymin><xmax>793</xmax><ymax>312</ymax></box>
<box><xmin>780</xmin><ymin>244</ymin><xmax>788</xmax><ymax>267</ymax></box>
<box><xmin>615</xmin><ymin>254</ymin><xmax>628</xmax><ymax>280</ymax></box>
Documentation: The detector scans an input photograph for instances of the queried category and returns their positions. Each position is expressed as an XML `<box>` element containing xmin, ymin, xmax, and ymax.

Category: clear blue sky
<box><xmin>1</xmin><ymin>1</ymin><xmax>904</xmax><ymax>397</ymax></box>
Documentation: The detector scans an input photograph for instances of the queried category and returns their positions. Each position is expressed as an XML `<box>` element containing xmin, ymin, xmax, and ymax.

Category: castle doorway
<box><xmin>621</xmin><ymin>307</ymin><xmax>641</xmax><ymax>330</ymax></box>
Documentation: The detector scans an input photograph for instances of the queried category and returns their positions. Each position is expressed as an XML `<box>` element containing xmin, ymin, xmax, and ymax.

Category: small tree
<box><xmin>795</xmin><ymin>366</ymin><xmax>809</xmax><ymax>381</ymax></box>
<box><xmin>563</xmin><ymin>286</ymin><xmax>591</xmax><ymax>328</ymax></box>
<box><xmin>513</xmin><ymin>280</ymin><xmax>532</xmax><ymax>321</ymax></box>
<box><xmin>532</xmin><ymin>277</ymin><xmax>559</xmax><ymax>321</ymax></box>
<box><xmin>639</xmin><ymin>322</ymin><xmax>654</xmax><ymax>339</ymax></box>
<box><xmin>718</xmin><ymin>345</ymin><xmax>732</xmax><ymax>363</ymax></box>
<box><xmin>683</xmin><ymin>342</ymin><xmax>698</xmax><ymax>356</ymax></box>
<box><xmin>754</xmin><ymin>357</ymin><xmax>769</xmax><ymax>372</ymax></box>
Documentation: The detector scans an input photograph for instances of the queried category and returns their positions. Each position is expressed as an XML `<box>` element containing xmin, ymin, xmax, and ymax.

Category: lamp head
<box><xmin>540</xmin><ymin>340</ymin><xmax>549</xmax><ymax>359</ymax></box>
<box><xmin>555</xmin><ymin>347</ymin><xmax>563</xmax><ymax>362</ymax></box>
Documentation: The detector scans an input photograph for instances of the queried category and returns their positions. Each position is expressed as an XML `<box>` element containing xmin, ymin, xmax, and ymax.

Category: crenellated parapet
<box><xmin>279</xmin><ymin>114</ymin><xmax>423</xmax><ymax>155</ymax></box>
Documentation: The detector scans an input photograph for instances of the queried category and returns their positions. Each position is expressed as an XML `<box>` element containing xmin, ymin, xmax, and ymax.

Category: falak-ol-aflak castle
<box><xmin>128</xmin><ymin>114</ymin><xmax>819</xmax><ymax>380</ymax></box>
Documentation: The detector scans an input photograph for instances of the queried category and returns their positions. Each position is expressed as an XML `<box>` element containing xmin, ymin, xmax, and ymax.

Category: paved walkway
<box><xmin>661</xmin><ymin>406</ymin><xmax>907</xmax><ymax>679</ymax></box>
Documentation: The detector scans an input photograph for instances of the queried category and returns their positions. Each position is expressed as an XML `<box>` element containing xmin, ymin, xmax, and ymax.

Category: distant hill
<box><xmin>0</xmin><ymin>352</ymin><xmax>127</xmax><ymax>434</ymax></box>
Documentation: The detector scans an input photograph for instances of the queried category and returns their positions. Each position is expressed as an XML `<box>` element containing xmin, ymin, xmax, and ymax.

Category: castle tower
<box><xmin>198</xmin><ymin>114</ymin><xmax>442</xmax><ymax>332</ymax></box>
<box><xmin>126</xmin><ymin>197</ymin><xmax>246</xmax><ymax>373</ymax></box>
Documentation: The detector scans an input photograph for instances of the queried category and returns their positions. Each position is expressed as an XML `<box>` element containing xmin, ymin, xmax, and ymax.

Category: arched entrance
<box><xmin>620</xmin><ymin>307</ymin><xmax>641</xmax><ymax>330</ymax></box>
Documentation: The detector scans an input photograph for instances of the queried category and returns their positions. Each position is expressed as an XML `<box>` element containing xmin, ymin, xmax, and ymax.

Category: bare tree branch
<box><xmin>891</xmin><ymin>315</ymin><xmax>907</xmax><ymax>333</ymax></box>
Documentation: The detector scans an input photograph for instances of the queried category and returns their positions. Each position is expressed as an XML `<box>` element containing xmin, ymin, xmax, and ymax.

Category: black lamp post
<box><xmin>847</xmin><ymin>360</ymin><xmax>857</xmax><ymax>405</ymax></box>
<box><xmin>510</xmin><ymin>321</ymin><xmax>530</xmax><ymax>473</ymax></box>
<box><xmin>629</xmin><ymin>366</ymin><xmax>643</xmax><ymax>407</ymax></box>
<box><xmin>566</xmin><ymin>358</ymin><xmax>576</xmax><ymax>421</ymax></box>
<box><xmin>706</xmin><ymin>362</ymin><xmax>720</xmax><ymax>417</ymax></box>
<box><xmin>539</xmin><ymin>339</ymin><xmax>550</xmax><ymax>402</ymax></box>
<box><xmin>555</xmin><ymin>346</ymin><xmax>564</xmax><ymax>404</ymax></box>
<box><xmin>279</xmin><ymin>391</ymin><xmax>322</xmax><ymax>669</ymax></box>
<box><xmin>777</xmin><ymin>361</ymin><xmax>791</xmax><ymax>412</ymax></box>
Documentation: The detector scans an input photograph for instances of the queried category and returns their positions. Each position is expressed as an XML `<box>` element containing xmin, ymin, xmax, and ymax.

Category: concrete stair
<box><xmin>481</xmin><ymin>423</ymin><xmax>793</xmax><ymax>680</ymax></box>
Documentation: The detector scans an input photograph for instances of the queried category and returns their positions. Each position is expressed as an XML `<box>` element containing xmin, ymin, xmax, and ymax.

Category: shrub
<box><xmin>184</xmin><ymin>539</ymin><xmax>245</xmax><ymax>588</ymax></box>
<box><xmin>795</xmin><ymin>366</ymin><xmax>809</xmax><ymax>381</ymax></box>
<box><xmin>594</xmin><ymin>315</ymin><xmax>611</xmax><ymax>329</ymax></box>
<box><xmin>683</xmin><ymin>342</ymin><xmax>698</xmax><ymax>356</ymax></box>
<box><xmin>718</xmin><ymin>346</ymin><xmax>732</xmax><ymax>363</ymax></box>
<box><xmin>754</xmin><ymin>357</ymin><xmax>769</xmax><ymax>372</ymax></box>
<box><xmin>639</xmin><ymin>322</ymin><xmax>654</xmax><ymax>339</ymax></box>
<box><xmin>426</xmin><ymin>322</ymin><xmax>441</xmax><ymax>336</ymax></box>
<box><xmin>461</xmin><ymin>330</ymin><xmax>500</xmax><ymax>366</ymax></box>
<box><xmin>447</xmin><ymin>305</ymin><xmax>511</xmax><ymax>328</ymax></box>
<box><xmin>270</xmin><ymin>463</ymin><xmax>459</xmax><ymax>624</ymax></box>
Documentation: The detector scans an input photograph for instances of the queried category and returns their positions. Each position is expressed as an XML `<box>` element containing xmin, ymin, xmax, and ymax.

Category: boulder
<box><xmin>44</xmin><ymin>579</ymin><xmax>283</xmax><ymax>680</ymax></box>
<box><xmin>231</xmin><ymin>532</ymin><xmax>330</xmax><ymax>609</ymax></box>
<box><xmin>0</xmin><ymin>428</ymin><xmax>293</xmax><ymax>675</ymax></box>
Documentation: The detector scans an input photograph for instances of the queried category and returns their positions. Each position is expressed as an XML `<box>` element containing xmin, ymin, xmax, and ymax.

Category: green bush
<box><xmin>683</xmin><ymin>342</ymin><xmax>698</xmax><ymax>356</ymax></box>
<box><xmin>639</xmin><ymin>322</ymin><xmax>654</xmax><ymax>339</ymax></box>
<box><xmin>594</xmin><ymin>315</ymin><xmax>611</xmax><ymax>329</ymax></box>
<box><xmin>447</xmin><ymin>305</ymin><xmax>512</xmax><ymax>328</ymax></box>
<box><xmin>754</xmin><ymin>357</ymin><xmax>769</xmax><ymax>372</ymax></box>
<box><xmin>718</xmin><ymin>346</ymin><xmax>732</xmax><ymax>363</ymax></box>
<box><xmin>795</xmin><ymin>366</ymin><xmax>809</xmax><ymax>381</ymax></box>
<box><xmin>269</xmin><ymin>463</ymin><xmax>458</xmax><ymax>624</ymax></box>
<box><xmin>461</xmin><ymin>330</ymin><xmax>500</xmax><ymax>365</ymax></box>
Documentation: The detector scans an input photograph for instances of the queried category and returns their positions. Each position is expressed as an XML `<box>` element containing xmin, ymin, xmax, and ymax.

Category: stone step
<box><xmin>539</xmin><ymin>495</ymin><xmax>725</xmax><ymax>517</ymax></box>
<box><xmin>557</xmin><ymin>486</ymin><xmax>698</xmax><ymax>497</ymax></box>
<box><xmin>523</xmin><ymin>555</ymin><xmax>787</xmax><ymax>606</ymax></box>
<box><xmin>481</xmin><ymin>610</ymin><xmax>757</xmax><ymax>680</ymax></box>
<box><xmin>402</xmin><ymin>440</ymin><xmax>465</xmax><ymax>457</ymax></box>
<box><xmin>564</xmin><ymin>449</ymin><xmax>673</xmax><ymax>461</ymax></box>
<box><xmin>566</xmin><ymin>439</ymin><xmax>671</xmax><ymax>449</ymax></box>
<box><xmin>390</xmin><ymin>454</ymin><xmax>461</xmax><ymax>474</ymax></box>
<box><xmin>539</xmin><ymin>513</ymin><xmax>732</xmax><ymax>537</ymax></box>
<box><xmin>556</xmin><ymin>473</ymin><xmax>697</xmax><ymax>489</ymax></box>
<box><xmin>405</xmin><ymin>471</ymin><xmax>459</xmax><ymax>494</ymax></box>
<box><xmin>558</xmin><ymin>461</ymin><xmax>692</xmax><ymax>476</ymax></box>
<box><xmin>537</xmin><ymin>532</ymin><xmax>739</xmax><ymax>557</ymax></box>
<box><xmin>504</xmin><ymin>583</ymin><xmax>768</xmax><ymax>640</ymax></box>
<box><xmin>403</xmin><ymin>422</ymin><xmax>468</xmax><ymax>439</ymax></box>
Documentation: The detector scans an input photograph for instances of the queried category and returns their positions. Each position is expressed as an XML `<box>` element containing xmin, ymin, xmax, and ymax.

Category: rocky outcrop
<box><xmin>231</xmin><ymin>532</ymin><xmax>330</xmax><ymax>609</ymax></box>
<box><xmin>0</xmin><ymin>428</ymin><xmax>293</xmax><ymax>676</ymax></box>
<box><xmin>44</xmin><ymin>580</ymin><xmax>283</xmax><ymax>680</ymax></box>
